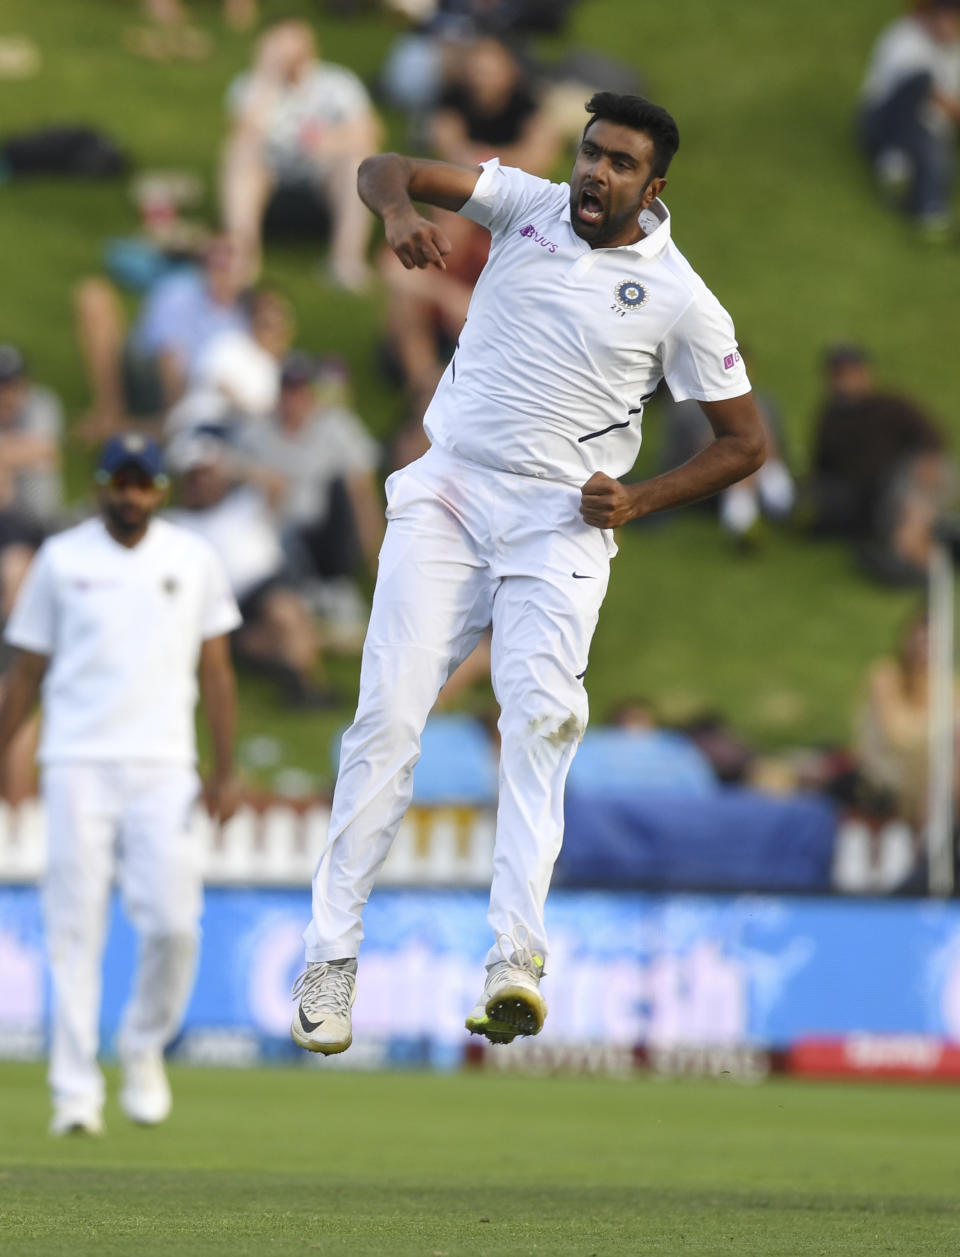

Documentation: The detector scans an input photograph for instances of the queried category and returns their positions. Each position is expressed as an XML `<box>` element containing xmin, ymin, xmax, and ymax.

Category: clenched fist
<box><xmin>579</xmin><ymin>472</ymin><xmax>638</xmax><ymax>528</ymax></box>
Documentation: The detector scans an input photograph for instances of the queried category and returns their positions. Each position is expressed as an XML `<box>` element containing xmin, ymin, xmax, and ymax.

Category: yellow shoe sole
<box><xmin>486</xmin><ymin>984</ymin><xmax>547</xmax><ymax>1037</ymax></box>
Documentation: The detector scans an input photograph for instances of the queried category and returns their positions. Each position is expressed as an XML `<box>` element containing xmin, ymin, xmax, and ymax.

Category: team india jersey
<box><xmin>5</xmin><ymin>517</ymin><xmax>241</xmax><ymax>764</ymax></box>
<box><xmin>422</xmin><ymin>159</ymin><xmax>752</xmax><ymax>485</ymax></box>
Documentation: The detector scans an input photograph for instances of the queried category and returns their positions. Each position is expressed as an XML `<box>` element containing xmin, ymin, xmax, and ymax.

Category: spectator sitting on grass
<box><xmin>74</xmin><ymin>234</ymin><xmax>249</xmax><ymax>443</ymax></box>
<box><xmin>0</xmin><ymin>346</ymin><xmax>63</xmax><ymax>534</ymax></box>
<box><xmin>657</xmin><ymin>346</ymin><xmax>794</xmax><ymax>548</ymax></box>
<box><xmin>0</xmin><ymin>344</ymin><xmax>64</xmax><ymax>618</ymax></box>
<box><xmin>166</xmin><ymin>431</ymin><xmax>335</xmax><ymax>708</ymax></box>
<box><xmin>428</xmin><ymin>34</ymin><xmax>559</xmax><ymax>176</ymax></box>
<box><xmin>243</xmin><ymin>353</ymin><xmax>383</xmax><ymax>572</ymax></box>
<box><xmin>240</xmin><ymin>353</ymin><xmax>384</xmax><ymax>650</ymax></box>
<box><xmin>807</xmin><ymin>343</ymin><xmax>952</xmax><ymax>586</ymax></box>
<box><xmin>166</xmin><ymin>286</ymin><xmax>296</xmax><ymax>438</ymax></box>
<box><xmin>855</xmin><ymin>607</ymin><xmax>959</xmax><ymax>840</ymax></box>
<box><xmin>126</xmin><ymin>0</ymin><xmax>258</xmax><ymax>62</ymax></box>
<box><xmin>859</xmin><ymin>0</ymin><xmax>960</xmax><ymax>241</ymax></box>
<box><xmin>220</xmin><ymin>19</ymin><xmax>383</xmax><ymax>290</ymax></box>
<box><xmin>380</xmin><ymin>0</ymin><xmax>579</xmax><ymax>116</ymax></box>
<box><xmin>0</xmin><ymin>342</ymin><xmax>62</xmax><ymax>805</ymax></box>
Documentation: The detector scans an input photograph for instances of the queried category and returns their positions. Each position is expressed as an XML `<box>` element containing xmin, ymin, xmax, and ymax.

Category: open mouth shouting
<box><xmin>576</xmin><ymin>184</ymin><xmax>606</xmax><ymax>227</ymax></box>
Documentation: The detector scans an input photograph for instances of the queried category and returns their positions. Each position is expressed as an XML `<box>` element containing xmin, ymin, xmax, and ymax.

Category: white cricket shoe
<box><xmin>465</xmin><ymin>933</ymin><xmax>547</xmax><ymax>1044</ymax></box>
<box><xmin>49</xmin><ymin>1101</ymin><xmax>105</xmax><ymax>1137</ymax></box>
<box><xmin>120</xmin><ymin>1052</ymin><xmax>172</xmax><ymax>1125</ymax></box>
<box><xmin>291</xmin><ymin>958</ymin><xmax>357</xmax><ymax>1055</ymax></box>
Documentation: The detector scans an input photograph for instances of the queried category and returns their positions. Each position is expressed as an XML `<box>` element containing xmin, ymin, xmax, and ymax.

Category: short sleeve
<box><xmin>660</xmin><ymin>289</ymin><xmax>752</xmax><ymax>404</ymax></box>
<box><xmin>5</xmin><ymin>545</ymin><xmax>58</xmax><ymax>656</ymax></box>
<box><xmin>199</xmin><ymin>545</ymin><xmax>243</xmax><ymax>639</ymax></box>
<box><xmin>460</xmin><ymin>158</ymin><xmax>559</xmax><ymax>237</ymax></box>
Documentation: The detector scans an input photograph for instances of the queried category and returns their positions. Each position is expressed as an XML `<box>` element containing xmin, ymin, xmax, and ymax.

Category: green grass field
<box><xmin>3</xmin><ymin>1062</ymin><xmax>960</xmax><ymax>1255</ymax></box>
<box><xmin>0</xmin><ymin>0</ymin><xmax>954</xmax><ymax>784</ymax></box>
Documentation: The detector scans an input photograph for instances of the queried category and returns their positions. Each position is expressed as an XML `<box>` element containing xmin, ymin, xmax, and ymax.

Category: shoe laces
<box><xmin>494</xmin><ymin>925</ymin><xmax>544</xmax><ymax>979</ymax></box>
<box><xmin>292</xmin><ymin>961</ymin><xmax>355</xmax><ymax>1018</ymax></box>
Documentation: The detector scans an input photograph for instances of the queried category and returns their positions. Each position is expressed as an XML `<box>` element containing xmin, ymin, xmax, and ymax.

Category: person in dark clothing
<box><xmin>808</xmin><ymin>344</ymin><xmax>952</xmax><ymax>584</ymax></box>
<box><xmin>428</xmin><ymin>35</ymin><xmax>559</xmax><ymax>175</ymax></box>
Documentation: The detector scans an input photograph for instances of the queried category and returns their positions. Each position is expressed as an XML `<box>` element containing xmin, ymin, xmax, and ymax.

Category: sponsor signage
<box><xmin>3</xmin><ymin>887</ymin><xmax>960</xmax><ymax>1074</ymax></box>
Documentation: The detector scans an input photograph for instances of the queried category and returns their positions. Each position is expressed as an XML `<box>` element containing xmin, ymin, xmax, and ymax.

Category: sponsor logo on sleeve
<box><xmin>723</xmin><ymin>350</ymin><xmax>742</xmax><ymax>371</ymax></box>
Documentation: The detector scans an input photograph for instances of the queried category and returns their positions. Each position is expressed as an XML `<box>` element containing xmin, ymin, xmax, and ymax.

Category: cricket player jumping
<box><xmin>292</xmin><ymin>93</ymin><xmax>766</xmax><ymax>1054</ymax></box>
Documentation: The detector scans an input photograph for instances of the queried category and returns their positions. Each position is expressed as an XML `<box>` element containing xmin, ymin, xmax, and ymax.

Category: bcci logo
<box><xmin>612</xmin><ymin>279</ymin><xmax>648</xmax><ymax>313</ymax></box>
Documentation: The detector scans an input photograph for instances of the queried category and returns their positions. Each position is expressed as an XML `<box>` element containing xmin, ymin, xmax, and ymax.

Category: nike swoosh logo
<box><xmin>571</xmin><ymin>572</ymin><xmax>595</xmax><ymax>579</ymax></box>
<box><xmin>299</xmin><ymin>1006</ymin><xmax>323</xmax><ymax>1033</ymax></box>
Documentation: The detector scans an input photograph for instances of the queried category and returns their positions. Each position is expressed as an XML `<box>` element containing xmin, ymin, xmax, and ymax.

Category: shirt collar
<box><xmin>561</xmin><ymin>195</ymin><xmax>671</xmax><ymax>258</ymax></box>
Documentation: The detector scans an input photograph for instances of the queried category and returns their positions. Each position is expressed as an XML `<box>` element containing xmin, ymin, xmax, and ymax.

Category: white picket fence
<box><xmin>0</xmin><ymin>799</ymin><xmax>496</xmax><ymax>887</ymax></box>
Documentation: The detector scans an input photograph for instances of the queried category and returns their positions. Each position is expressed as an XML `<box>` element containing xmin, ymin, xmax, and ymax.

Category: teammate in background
<box><xmin>292</xmin><ymin>93</ymin><xmax>765</xmax><ymax>1055</ymax></box>
<box><xmin>0</xmin><ymin>434</ymin><xmax>241</xmax><ymax>1135</ymax></box>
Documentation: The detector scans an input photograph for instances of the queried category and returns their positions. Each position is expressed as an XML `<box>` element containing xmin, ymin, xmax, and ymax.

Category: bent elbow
<box><xmin>744</xmin><ymin>431</ymin><xmax>768</xmax><ymax>475</ymax></box>
<box><xmin>359</xmin><ymin>152</ymin><xmax>401</xmax><ymax>178</ymax></box>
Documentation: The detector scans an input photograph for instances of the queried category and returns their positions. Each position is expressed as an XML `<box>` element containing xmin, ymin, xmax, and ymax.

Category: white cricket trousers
<box><xmin>304</xmin><ymin>446</ymin><xmax>614</xmax><ymax>970</ymax></box>
<box><xmin>42</xmin><ymin>762</ymin><xmax>203</xmax><ymax>1111</ymax></box>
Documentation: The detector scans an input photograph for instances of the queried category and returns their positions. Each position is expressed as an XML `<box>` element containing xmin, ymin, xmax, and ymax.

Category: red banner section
<box><xmin>789</xmin><ymin>1036</ymin><xmax>960</xmax><ymax>1081</ymax></box>
<box><xmin>466</xmin><ymin>1036</ymin><xmax>960</xmax><ymax>1082</ymax></box>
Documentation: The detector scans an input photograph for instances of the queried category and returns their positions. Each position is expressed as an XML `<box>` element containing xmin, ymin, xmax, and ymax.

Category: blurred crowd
<box><xmin>1</xmin><ymin>0</ymin><xmax>958</xmax><ymax>893</ymax></box>
<box><xmin>859</xmin><ymin>0</ymin><xmax>960</xmax><ymax>242</ymax></box>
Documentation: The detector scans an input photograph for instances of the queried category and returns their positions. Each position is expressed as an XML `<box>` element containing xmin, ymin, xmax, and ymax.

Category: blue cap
<box><xmin>97</xmin><ymin>433</ymin><xmax>166</xmax><ymax>481</ymax></box>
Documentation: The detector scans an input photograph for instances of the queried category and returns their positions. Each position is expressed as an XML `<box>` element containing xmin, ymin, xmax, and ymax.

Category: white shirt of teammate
<box><xmin>421</xmin><ymin>158</ymin><xmax>752</xmax><ymax>486</ymax></box>
<box><xmin>5</xmin><ymin>517</ymin><xmax>241</xmax><ymax>765</ymax></box>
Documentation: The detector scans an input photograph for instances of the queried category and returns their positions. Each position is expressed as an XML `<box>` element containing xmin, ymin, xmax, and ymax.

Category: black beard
<box><xmin>103</xmin><ymin>501</ymin><xmax>150</xmax><ymax>538</ymax></box>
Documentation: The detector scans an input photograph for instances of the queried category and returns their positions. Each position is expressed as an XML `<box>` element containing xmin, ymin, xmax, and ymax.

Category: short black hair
<box><xmin>583</xmin><ymin>92</ymin><xmax>680</xmax><ymax>179</ymax></box>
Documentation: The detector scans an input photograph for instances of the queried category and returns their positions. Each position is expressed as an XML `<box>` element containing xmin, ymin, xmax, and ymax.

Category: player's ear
<box><xmin>642</xmin><ymin>176</ymin><xmax>666</xmax><ymax>209</ymax></box>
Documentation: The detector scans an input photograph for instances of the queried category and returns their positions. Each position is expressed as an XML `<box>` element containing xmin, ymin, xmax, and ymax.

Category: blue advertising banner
<box><xmin>3</xmin><ymin>885</ymin><xmax>960</xmax><ymax>1063</ymax></box>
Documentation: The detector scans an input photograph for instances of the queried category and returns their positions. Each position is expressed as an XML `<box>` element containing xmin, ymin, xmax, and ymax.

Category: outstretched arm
<box><xmin>579</xmin><ymin>392</ymin><xmax>767</xmax><ymax>528</ymax></box>
<box><xmin>0</xmin><ymin>649</ymin><xmax>47</xmax><ymax>760</ymax></box>
<box><xmin>358</xmin><ymin>154</ymin><xmax>482</xmax><ymax>272</ymax></box>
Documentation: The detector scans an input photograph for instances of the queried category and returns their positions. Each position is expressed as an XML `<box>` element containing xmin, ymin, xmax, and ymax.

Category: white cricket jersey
<box><xmin>422</xmin><ymin>159</ymin><xmax>751</xmax><ymax>485</ymax></box>
<box><xmin>5</xmin><ymin>517</ymin><xmax>241</xmax><ymax>764</ymax></box>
